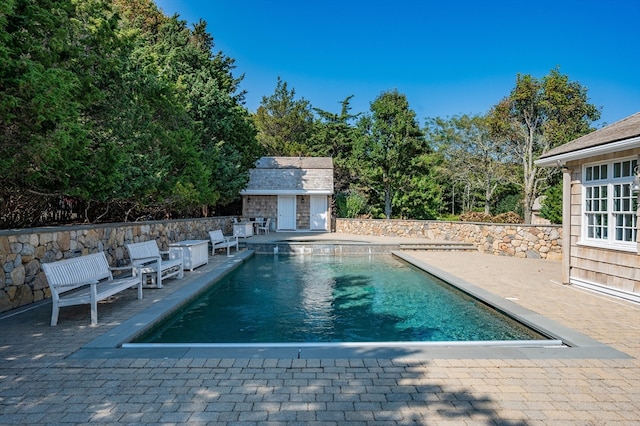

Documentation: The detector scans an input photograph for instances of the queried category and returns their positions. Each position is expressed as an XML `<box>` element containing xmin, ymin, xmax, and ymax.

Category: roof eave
<box><xmin>535</xmin><ymin>136</ymin><xmax>640</xmax><ymax>167</ymax></box>
<box><xmin>240</xmin><ymin>189</ymin><xmax>334</xmax><ymax>195</ymax></box>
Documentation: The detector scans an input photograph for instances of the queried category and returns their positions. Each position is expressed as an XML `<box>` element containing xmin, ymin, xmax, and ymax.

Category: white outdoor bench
<box><xmin>126</xmin><ymin>240</ymin><xmax>184</xmax><ymax>288</ymax></box>
<box><xmin>42</xmin><ymin>251</ymin><xmax>143</xmax><ymax>326</ymax></box>
<box><xmin>209</xmin><ymin>229</ymin><xmax>238</xmax><ymax>256</ymax></box>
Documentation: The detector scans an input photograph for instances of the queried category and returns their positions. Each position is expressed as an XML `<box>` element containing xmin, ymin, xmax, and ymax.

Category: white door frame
<box><xmin>310</xmin><ymin>195</ymin><xmax>328</xmax><ymax>231</ymax></box>
<box><xmin>277</xmin><ymin>195</ymin><xmax>296</xmax><ymax>230</ymax></box>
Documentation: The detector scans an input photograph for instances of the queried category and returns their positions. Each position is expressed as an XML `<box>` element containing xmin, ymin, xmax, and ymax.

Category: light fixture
<box><xmin>632</xmin><ymin>165</ymin><xmax>640</xmax><ymax>195</ymax></box>
<box><xmin>557</xmin><ymin>159</ymin><xmax>569</xmax><ymax>172</ymax></box>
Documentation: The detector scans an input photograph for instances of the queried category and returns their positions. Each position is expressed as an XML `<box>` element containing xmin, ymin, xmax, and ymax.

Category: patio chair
<box><xmin>256</xmin><ymin>218</ymin><xmax>271</xmax><ymax>234</ymax></box>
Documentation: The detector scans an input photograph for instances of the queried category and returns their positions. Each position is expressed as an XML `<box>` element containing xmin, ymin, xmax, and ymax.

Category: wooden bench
<box><xmin>42</xmin><ymin>252</ymin><xmax>143</xmax><ymax>326</ymax></box>
<box><xmin>126</xmin><ymin>240</ymin><xmax>184</xmax><ymax>288</ymax></box>
<box><xmin>209</xmin><ymin>229</ymin><xmax>238</xmax><ymax>256</ymax></box>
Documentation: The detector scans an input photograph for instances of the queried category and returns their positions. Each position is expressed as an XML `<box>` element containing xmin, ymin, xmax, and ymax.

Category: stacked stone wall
<box><xmin>1</xmin><ymin>217</ymin><xmax>563</xmax><ymax>314</ymax></box>
<box><xmin>0</xmin><ymin>217</ymin><xmax>230</xmax><ymax>313</ymax></box>
<box><xmin>336</xmin><ymin>219</ymin><xmax>562</xmax><ymax>260</ymax></box>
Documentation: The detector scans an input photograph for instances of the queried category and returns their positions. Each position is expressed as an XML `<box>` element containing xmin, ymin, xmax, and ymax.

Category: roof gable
<box><xmin>540</xmin><ymin>112</ymin><xmax>640</xmax><ymax>160</ymax></box>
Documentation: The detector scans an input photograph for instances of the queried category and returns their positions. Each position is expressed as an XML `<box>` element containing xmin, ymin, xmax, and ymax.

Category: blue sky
<box><xmin>154</xmin><ymin>0</ymin><xmax>640</xmax><ymax>127</ymax></box>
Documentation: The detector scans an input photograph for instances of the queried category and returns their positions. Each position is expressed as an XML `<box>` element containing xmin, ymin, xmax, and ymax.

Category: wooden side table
<box><xmin>169</xmin><ymin>240</ymin><xmax>209</xmax><ymax>271</ymax></box>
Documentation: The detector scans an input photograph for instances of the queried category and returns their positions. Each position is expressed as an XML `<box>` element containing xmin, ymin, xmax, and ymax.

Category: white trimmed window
<box><xmin>583</xmin><ymin>158</ymin><xmax>638</xmax><ymax>250</ymax></box>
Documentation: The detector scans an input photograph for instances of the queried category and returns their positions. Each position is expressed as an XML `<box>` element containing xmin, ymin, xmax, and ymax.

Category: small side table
<box><xmin>169</xmin><ymin>240</ymin><xmax>209</xmax><ymax>271</ymax></box>
<box><xmin>233</xmin><ymin>222</ymin><xmax>253</xmax><ymax>238</ymax></box>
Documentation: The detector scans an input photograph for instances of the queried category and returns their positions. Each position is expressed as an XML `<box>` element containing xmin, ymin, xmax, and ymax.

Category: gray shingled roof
<box><xmin>539</xmin><ymin>112</ymin><xmax>640</xmax><ymax>159</ymax></box>
<box><xmin>244</xmin><ymin>157</ymin><xmax>334</xmax><ymax>193</ymax></box>
<box><xmin>254</xmin><ymin>156</ymin><xmax>333</xmax><ymax>169</ymax></box>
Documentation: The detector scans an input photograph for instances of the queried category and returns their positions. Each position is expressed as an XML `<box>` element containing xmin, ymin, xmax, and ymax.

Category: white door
<box><xmin>277</xmin><ymin>196</ymin><xmax>296</xmax><ymax>230</ymax></box>
<box><xmin>310</xmin><ymin>196</ymin><xmax>328</xmax><ymax>231</ymax></box>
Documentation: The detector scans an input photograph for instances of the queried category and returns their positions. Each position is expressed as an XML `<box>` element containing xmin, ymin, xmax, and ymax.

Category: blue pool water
<box><xmin>136</xmin><ymin>255</ymin><xmax>547</xmax><ymax>344</ymax></box>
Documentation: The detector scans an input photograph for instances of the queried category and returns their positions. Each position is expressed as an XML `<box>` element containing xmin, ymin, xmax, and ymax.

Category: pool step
<box><xmin>246</xmin><ymin>240</ymin><xmax>477</xmax><ymax>254</ymax></box>
<box><xmin>399</xmin><ymin>242</ymin><xmax>476</xmax><ymax>251</ymax></box>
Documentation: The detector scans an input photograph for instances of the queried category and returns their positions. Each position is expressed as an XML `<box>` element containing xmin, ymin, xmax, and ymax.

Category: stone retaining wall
<box><xmin>336</xmin><ymin>219</ymin><xmax>562</xmax><ymax>260</ymax></box>
<box><xmin>0</xmin><ymin>218</ymin><xmax>231</xmax><ymax>313</ymax></box>
<box><xmin>1</xmin><ymin>217</ymin><xmax>563</xmax><ymax>314</ymax></box>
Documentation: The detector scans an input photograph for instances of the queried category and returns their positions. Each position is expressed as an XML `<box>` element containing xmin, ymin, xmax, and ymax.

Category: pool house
<box><xmin>240</xmin><ymin>156</ymin><xmax>334</xmax><ymax>232</ymax></box>
<box><xmin>536</xmin><ymin>112</ymin><xmax>640</xmax><ymax>302</ymax></box>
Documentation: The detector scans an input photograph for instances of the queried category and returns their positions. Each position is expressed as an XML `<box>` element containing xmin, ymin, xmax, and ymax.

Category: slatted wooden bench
<box><xmin>209</xmin><ymin>229</ymin><xmax>238</xmax><ymax>256</ymax></box>
<box><xmin>42</xmin><ymin>252</ymin><xmax>143</xmax><ymax>326</ymax></box>
<box><xmin>126</xmin><ymin>240</ymin><xmax>184</xmax><ymax>289</ymax></box>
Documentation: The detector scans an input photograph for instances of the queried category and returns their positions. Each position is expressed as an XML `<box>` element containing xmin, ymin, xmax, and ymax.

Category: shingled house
<box><xmin>536</xmin><ymin>112</ymin><xmax>639</xmax><ymax>302</ymax></box>
<box><xmin>240</xmin><ymin>157</ymin><xmax>334</xmax><ymax>231</ymax></box>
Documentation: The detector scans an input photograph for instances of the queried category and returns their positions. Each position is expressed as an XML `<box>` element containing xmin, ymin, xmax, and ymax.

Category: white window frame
<box><xmin>581</xmin><ymin>157</ymin><xmax>638</xmax><ymax>252</ymax></box>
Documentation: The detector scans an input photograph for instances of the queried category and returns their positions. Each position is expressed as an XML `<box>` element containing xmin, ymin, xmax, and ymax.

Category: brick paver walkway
<box><xmin>1</xmin><ymin>243</ymin><xmax>638</xmax><ymax>425</ymax></box>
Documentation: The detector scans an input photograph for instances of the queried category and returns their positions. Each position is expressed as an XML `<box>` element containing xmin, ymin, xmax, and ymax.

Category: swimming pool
<box><xmin>133</xmin><ymin>254</ymin><xmax>550</xmax><ymax>344</ymax></box>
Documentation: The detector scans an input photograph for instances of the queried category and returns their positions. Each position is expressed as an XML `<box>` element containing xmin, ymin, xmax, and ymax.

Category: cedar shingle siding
<box><xmin>537</xmin><ymin>113</ymin><xmax>640</xmax><ymax>302</ymax></box>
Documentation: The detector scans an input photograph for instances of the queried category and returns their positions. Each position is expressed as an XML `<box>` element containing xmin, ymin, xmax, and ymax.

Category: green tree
<box><xmin>0</xmin><ymin>0</ymin><xmax>87</xmax><ymax>197</ymax></box>
<box><xmin>426</xmin><ymin>114</ymin><xmax>517</xmax><ymax>215</ymax></box>
<box><xmin>311</xmin><ymin>95</ymin><xmax>360</xmax><ymax>194</ymax></box>
<box><xmin>487</xmin><ymin>68</ymin><xmax>600</xmax><ymax>223</ymax></box>
<box><xmin>253</xmin><ymin>77</ymin><xmax>314</xmax><ymax>156</ymax></box>
<box><xmin>151</xmin><ymin>15</ymin><xmax>259</xmax><ymax>210</ymax></box>
<box><xmin>334</xmin><ymin>191</ymin><xmax>368</xmax><ymax>218</ymax></box>
<box><xmin>540</xmin><ymin>180</ymin><xmax>563</xmax><ymax>224</ymax></box>
<box><xmin>353</xmin><ymin>90</ymin><xmax>437</xmax><ymax>219</ymax></box>
<box><xmin>1</xmin><ymin>0</ymin><xmax>259</xmax><ymax>226</ymax></box>
<box><xmin>94</xmin><ymin>4</ymin><xmax>259</xmax><ymax>217</ymax></box>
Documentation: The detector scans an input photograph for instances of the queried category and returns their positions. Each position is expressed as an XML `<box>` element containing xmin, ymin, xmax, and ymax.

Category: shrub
<box><xmin>335</xmin><ymin>191</ymin><xmax>369</xmax><ymax>218</ymax></box>
<box><xmin>458</xmin><ymin>212</ymin><xmax>493</xmax><ymax>222</ymax></box>
<box><xmin>458</xmin><ymin>211</ymin><xmax>523</xmax><ymax>224</ymax></box>
<box><xmin>492</xmin><ymin>212</ymin><xmax>524</xmax><ymax>224</ymax></box>
<box><xmin>540</xmin><ymin>183</ymin><xmax>563</xmax><ymax>224</ymax></box>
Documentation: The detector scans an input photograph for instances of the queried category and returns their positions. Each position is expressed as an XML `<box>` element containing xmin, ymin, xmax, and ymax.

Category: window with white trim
<box><xmin>583</xmin><ymin>158</ymin><xmax>638</xmax><ymax>249</ymax></box>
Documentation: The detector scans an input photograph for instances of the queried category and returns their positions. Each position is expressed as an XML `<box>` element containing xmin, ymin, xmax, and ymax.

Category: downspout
<box><xmin>561</xmin><ymin>164</ymin><xmax>572</xmax><ymax>285</ymax></box>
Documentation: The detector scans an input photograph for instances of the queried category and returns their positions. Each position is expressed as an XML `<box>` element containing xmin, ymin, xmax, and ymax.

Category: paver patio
<box><xmin>0</xmin><ymin>233</ymin><xmax>638</xmax><ymax>425</ymax></box>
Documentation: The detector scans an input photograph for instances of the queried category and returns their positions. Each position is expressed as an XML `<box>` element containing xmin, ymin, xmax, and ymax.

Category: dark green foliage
<box><xmin>0</xmin><ymin>0</ymin><xmax>87</xmax><ymax>195</ymax></box>
<box><xmin>311</xmin><ymin>96</ymin><xmax>360</xmax><ymax>194</ymax></box>
<box><xmin>334</xmin><ymin>191</ymin><xmax>369</xmax><ymax>218</ymax></box>
<box><xmin>253</xmin><ymin>77</ymin><xmax>314</xmax><ymax>156</ymax></box>
<box><xmin>0</xmin><ymin>0</ymin><xmax>259</xmax><ymax>227</ymax></box>
<box><xmin>494</xmin><ymin>192</ymin><xmax>524</xmax><ymax>217</ymax></box>
<box><xmin>1</xmin><ymin>2</ymin><xmax>602</xmax><ymax>228</ymax></box>
<box><xmin>352</xmin><ymin>90</ymin><xmax>441</xmax><ymax>219</ymax></box>
<box><xmin>540</xmin><ymin>181</ymin><xmax>563</xmax><ymax>224</ymax></box>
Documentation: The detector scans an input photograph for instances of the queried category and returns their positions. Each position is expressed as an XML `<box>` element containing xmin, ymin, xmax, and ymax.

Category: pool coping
<box><xmin>70</xmin><ymin>250</ymin><xmax>630</xmax><ymax>360</ymax></box>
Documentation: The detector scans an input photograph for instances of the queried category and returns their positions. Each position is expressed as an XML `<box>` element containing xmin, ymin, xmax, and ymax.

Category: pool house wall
<box><xmin>1</xmin><ymin>218</ymin><xmax>561</xmax><ymax>313</ymax></box>
<box><xmin>563</xmin><ymin>153</ymin><xmax>640</xmax><ymax>300</ymax></box>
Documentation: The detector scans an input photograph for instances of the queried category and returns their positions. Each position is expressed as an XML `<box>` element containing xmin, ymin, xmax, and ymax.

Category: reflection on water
<box><xmin>136</xmin><ymin>255</ymin><xmax>546</xmax><ymax>343</ymax></box>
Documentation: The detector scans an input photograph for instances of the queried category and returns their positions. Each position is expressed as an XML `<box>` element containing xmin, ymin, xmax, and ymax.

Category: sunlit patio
<box><xmin>1</xmin><ymin>233</ymin><xmax>638</xmax><ymax>424</ymax></box>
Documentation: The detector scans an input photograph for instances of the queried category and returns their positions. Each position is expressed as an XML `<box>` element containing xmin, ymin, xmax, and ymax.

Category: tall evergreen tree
<box><xmin>311</xmin><ymin>96</ymin><xmax>360</xmax><ymax>194</ymax></box>
<box><xmin>0</xmin><ymin>0</ymin><xmax>260</xmax><ymax>226</ymax></box>
<box><xmin>0</xmin><ymin>0</ymin><xmax>87</xmax><ymax>196</ymax></box>
<box><xmin>353</xmin><ymin>90</ymin><xmax>439</xmax><ymax>219</ymax></box>
<box><xmin>253</xmin><ymin>77</ymin><xmax>314</xmax><ymax>156</ymax></box>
